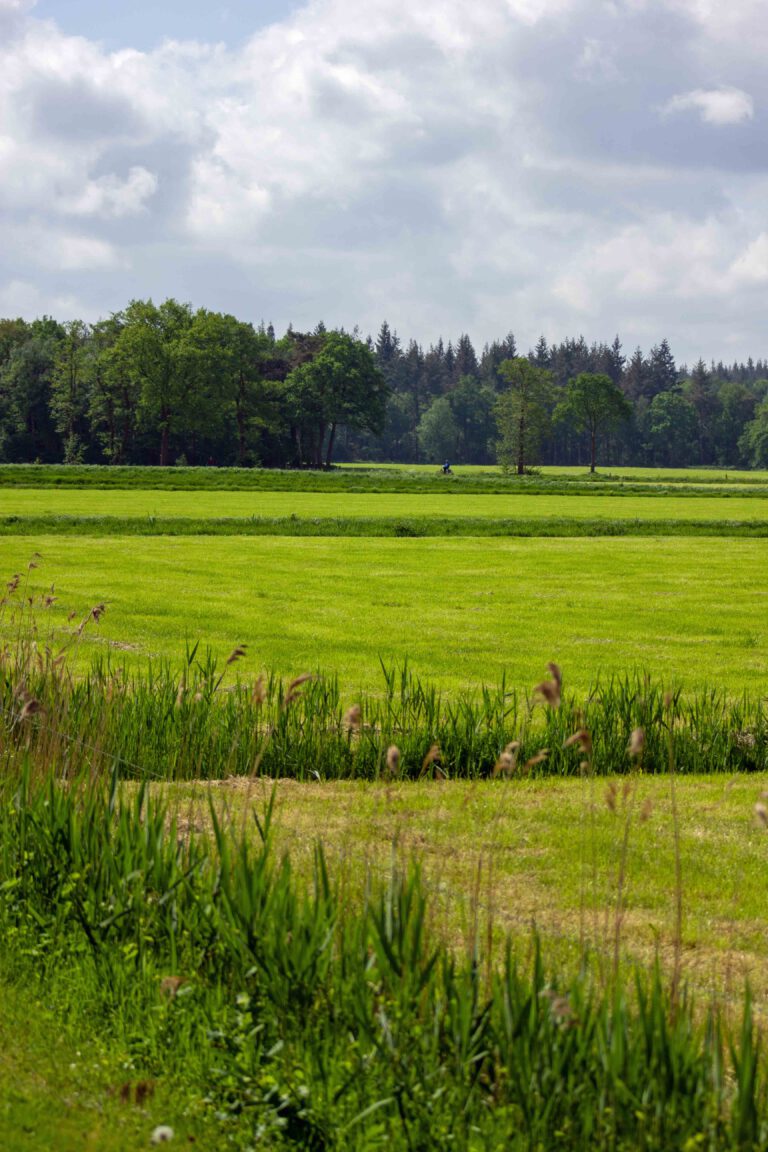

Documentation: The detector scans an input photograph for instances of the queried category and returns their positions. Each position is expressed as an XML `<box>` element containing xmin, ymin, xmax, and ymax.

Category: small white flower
<box><xmin>150</xmin><ymin>1126</ymin><xmax>174</xmax><ymax>1145</ymax></box>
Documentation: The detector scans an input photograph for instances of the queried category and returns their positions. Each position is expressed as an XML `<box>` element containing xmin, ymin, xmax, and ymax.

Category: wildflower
<box><xmin>150</xmin><ymin>1126</ymin><xmax>174</xmax><ymax>1144</ymax></box>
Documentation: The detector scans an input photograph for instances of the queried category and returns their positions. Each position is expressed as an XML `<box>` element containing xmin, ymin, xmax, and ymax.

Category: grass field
<box><xmin>3</xmin><ymin>487</ymin><xmax>768</xmax><ymax>520</ymax></box>
<box><xmin>0</xmin><ymin>974</ymin><xmax>198</xmax><ymax>1152</ymax></box>
<box><xmin>4</xmin><ymin>534</ymin><xmax>767</xmax><ymax>693</ymax></box>
<box><xmin>342</xmin><ymin>462</ymin><xmax>768</xmax><ymax>483</ymax></box>
<box><xmin>4</xmin><ymin>462</ymin><xmax>768</xmax><ymax>493</ymax></box>
<box><xmin>174</xmin><ymin>773</ymin><xmax>768</xmax><ymax>1002</ymax></box>
<box><xmin>3</xmin><ymin>448</ymin><xmax>768</xmax><ymax>1151</ymax></box>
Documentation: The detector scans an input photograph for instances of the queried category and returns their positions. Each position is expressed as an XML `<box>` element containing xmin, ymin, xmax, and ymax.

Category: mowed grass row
<box><xmin>345</xmin><ymin>462</ymin><xmax>768</xmax><ymax>484</ymax></box>
<box><xmin>4</xmin><ymin>487</ymin><xmax>768</xmax><ymax>519</ymax></box>
<box><xmin>176</xmin><ymin>774</ymin><xmax>768</xmax><ymax>1002</ymax></box>
<box><xmin>4</xmin><ymin>463</ymin><xmax>768</xmax><ymax>494</ymax></box>
<box><xmin>4</xmin><ymin>536</ymin><xmax>767</xmax><ymax>693</ymax></box>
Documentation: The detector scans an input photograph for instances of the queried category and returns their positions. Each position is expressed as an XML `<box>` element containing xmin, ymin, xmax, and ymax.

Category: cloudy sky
<box><xmin>1</xmin><ymin>0</ymin><xmax>767</xmax><ymax>362</ymax></box>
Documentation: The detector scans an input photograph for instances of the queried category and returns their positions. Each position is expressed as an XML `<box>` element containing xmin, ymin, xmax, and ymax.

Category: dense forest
<box><xmin>1</xmin><ymin>300</ymin><xmax>767</xmax><ymax>469</ymax></box>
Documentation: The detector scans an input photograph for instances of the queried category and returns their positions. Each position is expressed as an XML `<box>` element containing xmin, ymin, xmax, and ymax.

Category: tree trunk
<box><xmin>590</xmin><ymin>428</ymin><xmax>596</xmax><ymax>472</ymax></box>
<box><xmin>325</xmin><ymin>421</ymin><xmax>337</xmax><ymax>468</ymax></box>
<box><xmin>159</xmin><ymin>419</ymin><xmax>169</xmax><ymax>466</ymax></box>
<box><xmin>237</xmin><ymin>404</ymin><xmax>246</xmax><ymax>467</ymax></box>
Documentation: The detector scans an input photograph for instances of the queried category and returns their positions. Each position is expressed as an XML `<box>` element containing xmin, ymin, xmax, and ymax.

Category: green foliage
<box><xmin>4</xmin><ymin>305</ymin><xmax>768</xmax><ymax>469</ymax></box>
<box><xmin>2</xmin><ymin>762</ymin><xmax>768</xmax><ymax>1149</ymax></box>
<box><xmin>643</xmin><ymin>391</ymin><xmax>699</xmax><ymax>467</ymax></box>
<box><xmin>416</xmin><ymin>394</ymin><xmax>458</xmax><ymax>461</ymax></box>
<box><xmin>740</xmin><ymin>398</ymin><xmax>768</xmax><ymax>468</ymax></box>
<box><xmin>284</xmin><ymin>330</ymin><xmax>387</xmax><ymax>468</ymax></box>
<box><xmin>555</xmin><ymin>372</ymin><xmax>631</xmax><ymax>472</ymax></box>
<box><xmin>2</xmin><ymin>627</ymin><xmax>767</xmax><ymax>782</ymax></box>
<box><xmin>115</xmin><ymin>298</ymin><xmax>195</xmax><ymax>466</ymax></box>
<box><xmin>494</xmin><ymin>358</ymin><xmax>552</xmax><ymax>474</ymax></box>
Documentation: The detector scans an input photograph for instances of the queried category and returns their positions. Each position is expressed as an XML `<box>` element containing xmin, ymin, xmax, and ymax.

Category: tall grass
<box><xmin>2</xmin><ymin>573</ymin><xmax>765</xmax><ymax>782</ymax></box>
<box><xmin>2</xmin><ymin>762</ymin><xmax>768</xmax><ymax>1149</ymax></box>
<box><xmin>3</xmin><ymin>513</ymin><xmax>768</xmax><ymax>538</ymax></box>
<box><xmin>4</xmin><ymin>564</ymin><xmax>768</xmax><ymax>1147</ymax></box>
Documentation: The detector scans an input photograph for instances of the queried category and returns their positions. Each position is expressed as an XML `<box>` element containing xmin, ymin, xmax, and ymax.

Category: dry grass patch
<box><xmin>165</xmin><ymin>773</ymin><xmax>768</xmax><ymax>1010</ymax></box>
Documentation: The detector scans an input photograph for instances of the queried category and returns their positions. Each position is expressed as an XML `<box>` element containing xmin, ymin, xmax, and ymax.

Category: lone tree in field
<box><xmin>494</xmin><ymin>357</ymin><xmax>552</xmax><ymax>475</ymax></box>
<box><xmin>555</xmin><ymin>372</ymin><xmax>631</xmax><ymax>473</ymax></box>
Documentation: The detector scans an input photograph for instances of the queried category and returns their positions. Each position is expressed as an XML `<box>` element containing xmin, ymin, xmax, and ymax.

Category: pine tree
<box><xmin>647</xmin><ymin>338</ymin><xmax>677</xmax><ymax>397</ymax></box>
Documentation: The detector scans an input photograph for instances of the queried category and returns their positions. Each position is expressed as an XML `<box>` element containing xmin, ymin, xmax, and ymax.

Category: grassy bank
<box><xmin>3</xmin><ymin>514</ymin><xmax>768</xmax><ymax>538</ymax></box>
<box><xmin>3</xmin><ymin>462</ymin><xmax>768</xmax><ymax>494</ymax></box>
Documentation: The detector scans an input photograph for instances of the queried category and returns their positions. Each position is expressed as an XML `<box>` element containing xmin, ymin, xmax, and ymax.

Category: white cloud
<box><xmin>42</xmin><ymin>232</ymin><xmax>119</xmax><ymax>271</ymax></box>
<box><xmin>662</xmin><ymin>85</ymin><xmax>754</xmax><ymax>125</ymax></box>
<box><xmin>730</xmin><ymin>233</ymin><xmax>768</xmax><ymax>284</ymax></box>
<box><xmin>62</xmin><ymin>167</ymin><xmax>158</xmax><ymax>218</ymax></box>
<box><xmin>0</xmin><ymin>0</ymin><xmax>767</xmax><ymax>361</ymax></box>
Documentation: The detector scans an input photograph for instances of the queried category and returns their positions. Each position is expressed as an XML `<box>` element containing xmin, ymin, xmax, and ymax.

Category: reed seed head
<box><xmin>628</xmin><ymin>727</ymin><xmax>645</xmax><ymax>758</ymax></box>
<box><xmin>251</xmin><ymin>675</ymin><xmax>266</xmax><ymax>706</ymax></box>
<box><xmin>226</xmin><ymin>643</ymin><xmax>248</xmax><ymax>666</ymax></box>
<box><xmin>343</xmin><ymin>704</ymin><xmax>362</xmax><ymax>732</ymax></box>
<box><xmin>421</xmin><ymin>744</ymin><xmax>442</xmax><ymax>774</ymax></box>
<box><xmin>160</xmin><ymin>975</ymin><xmax>186</xmax><ymax>998</ymax></box>
<box><xmin>385</xmin><ymin>745</ymin><xmax>400</xmax><ymax>777</ymax></box>
<box><xmin>524</xmin><ymin>749</ymin><xmax>549</xmax><ymax>771</ymax></box>
<box><xmin>534</xmin><ymin>663</ymin><xmax>562</xmax><ymax>708</ymax></box>
<box><xmin>285</xmin><ymin>672</ymin><xmax>314</xmax><ymax>705</ymax></box>
<box><xmin>494</xmin><ymin>740</ymin><xmax>521</xmax><ymax>777</ymax></box>
<box><xmin>755</xmin><ymin>801</ymin><xmax>768</xmax><ymax>828</ymax></box>
<box><xmin>563</xmin><ymin>728</ymin><xmax>592</xmax><ymax>757</ymax></box>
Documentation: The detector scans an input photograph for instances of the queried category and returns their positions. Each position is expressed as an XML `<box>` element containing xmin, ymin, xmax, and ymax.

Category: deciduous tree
<box><xmin>494</xmin><ymin>358</ymin><xmax>552</xmax><ymax>475</ymax></box>
<box><xmin>555</xmin><ymin>372</ymin><xmax>631</xmax><ymax>473</ymax></box>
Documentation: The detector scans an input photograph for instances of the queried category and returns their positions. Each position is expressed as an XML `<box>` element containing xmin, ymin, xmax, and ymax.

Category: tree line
<box><xmin>1</xmin><ymin>302</ymin><xmax>767</xmax><ymax>469</ymax></box>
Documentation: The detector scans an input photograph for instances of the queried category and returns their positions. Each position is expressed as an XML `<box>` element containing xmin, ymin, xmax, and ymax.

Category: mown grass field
<box><xmin>3</xmin><ymin>534</ymin><xmax>767</xmax><ymax>692</ymax></box>
<box><xmin>4</xmin><ymin>486</ymin><xmax>768</xmax><ymax>520</ymax></box>
<box><xmin>173</xmin><ymin>773</ymin><xmax>768</xmax><ymax>1001</ymax></box>
<box><xmin>342</xmin><ymin>462</ymin><xmax>768</xmax><ymax>483</ymax></box>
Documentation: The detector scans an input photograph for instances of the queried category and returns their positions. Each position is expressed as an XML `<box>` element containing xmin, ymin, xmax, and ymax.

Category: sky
<box><xmin>1</xmin><ymin>0</ymin><xmax>767</xmax><ymax>363</ymax></box>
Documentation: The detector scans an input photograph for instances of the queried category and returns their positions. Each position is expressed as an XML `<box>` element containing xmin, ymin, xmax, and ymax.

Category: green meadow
<box><xmin>3</xmin><ymin>533</ymin><xmax>766</xmax><ymax>693</ymax></box>
<box><xmin>3</xmin><ymin>463</ymin><xmax>768</xmax><ymax>1149</ymax></box>
<box><xmin>3</xmin><ymin>486</ymin><xmax>768</xmax><ymax>520</ymax></box>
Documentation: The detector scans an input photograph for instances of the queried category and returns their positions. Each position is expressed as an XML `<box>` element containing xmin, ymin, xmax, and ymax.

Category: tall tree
<box><xmin>647</xmin><ymin>338</ymin><xmax>677</xmax><ymax>397</ymax></box>
<box><xmin>50</xmin><ymin>319</ymin><xmax>90</xmax><ymax>463</ymax></box>
<box><xmin>554</xmin><ymin>372</ymin><xmax>631</xmax><ymax>473</ymax></box>
<box><xmin>285</xmin><ymin>331</ymin><xmax>387</xmax><ymax>467</ymax></box>
<box><xmin>417</xmin><ymin>395</ymin><xmax>459</xmax><ymax>462</ymax></box>
<box><xmin>115</xmin><ymin>299</ymin><xmax>195</xmax><ymax>465</ymax></box>
<box><xmin>739</xmin><ymin>398</ymin><xmax>768</xmax><ymax>468</ymax></box>
<box><xmin>494</xmin><ymin>358</ymin><xmax>552</xmax><ymax>474</ymax></box>
<box><xmin>683</xmin><ymin>359</ymin><xmax>720</xmax><ymax>465</ymax></box>
<box><xmin>0</xmin><ymin>317</ymin><xmax>63</xmax><ymax>461</ymax></box>
<box><xmin>643</xmin><ymin>391</ymin><xmax>698</xmax><ymax>466</ymax></box>
<box><xmin>86</xmin><ymin>314</ymin><xmax>143</xmax><ymax>464</ymax></box>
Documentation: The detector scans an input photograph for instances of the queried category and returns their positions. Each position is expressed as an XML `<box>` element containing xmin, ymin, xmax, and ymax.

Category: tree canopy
<box><xmin>2</xmin><ymin>299</ymin><xmax>768</xmax><ymax>470</ymax></box>
<box><xmin>554</xmin><ymin>372</ymin><xmax>631</xmax><ymax>473</ymax></box>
